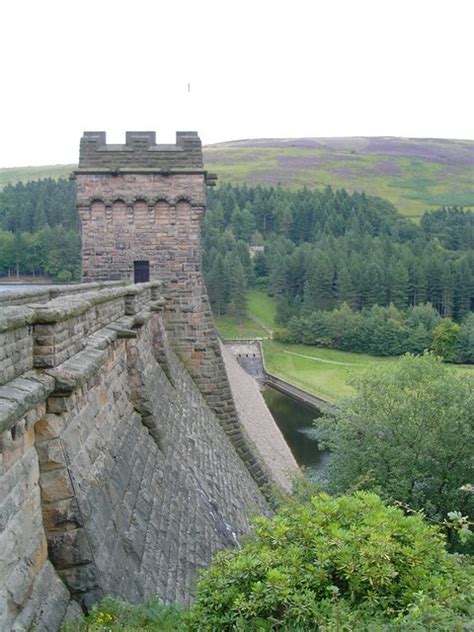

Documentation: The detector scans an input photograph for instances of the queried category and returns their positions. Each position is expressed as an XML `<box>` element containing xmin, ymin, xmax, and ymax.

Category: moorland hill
<box><xmin>1</xmin><ymin>137</ymin><xmax>473</xmax><ymax>218</ymax></box>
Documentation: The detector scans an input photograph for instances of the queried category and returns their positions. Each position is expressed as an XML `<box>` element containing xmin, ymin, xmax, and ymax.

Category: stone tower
<box><xmin>75</xmin><ymin>130</ymin><xmax>216</xmax><ymax>284</ymax></box>
<box><xmin>74</xmin><ymin>131</ymin><xmax>270</xmax><ymax>489</ymax></box>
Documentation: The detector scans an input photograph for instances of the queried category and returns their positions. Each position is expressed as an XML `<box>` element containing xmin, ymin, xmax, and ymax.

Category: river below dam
<box><xmin>262</xmin><ymin>387</ymin><xmax>330</xmax><ymax>480</ymax></box>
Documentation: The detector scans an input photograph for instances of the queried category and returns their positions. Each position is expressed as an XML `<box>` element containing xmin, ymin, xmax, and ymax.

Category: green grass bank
<box><xmin>215</xmin><ymin>290</ymin><xmax>474</xmax><ymax>402</ymax></box>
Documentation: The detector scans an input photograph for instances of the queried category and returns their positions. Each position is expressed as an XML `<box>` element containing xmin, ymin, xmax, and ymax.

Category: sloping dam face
<box><xmin>0</xmin><ymin>282</ymin><xmax>297</xmax><ymax>631</ymax></box>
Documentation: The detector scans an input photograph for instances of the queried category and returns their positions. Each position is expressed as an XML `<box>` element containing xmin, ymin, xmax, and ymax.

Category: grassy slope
<box><xmin>213</xmin><ymin>314</ymin><xmax>267</xmax><ymax>339</ymax></box>
<box><xmin>2</xmin><ymin>137</ymin><xmax>472</xmax><ymax>219</ymax></box>
<box><xmin>0</xmin><ymin>164</ymin><xmax>75</xmax><ymax>189</ymax></box>
<box><xmin>216</xmin><ymin>290</ymin><xmax>474</xmax><ymax>402</ymax></box>
<box><xmin>215</xmin><ymin>289</ymin><xmax>395</xmax><ymax>401</ymax></box>
<box><xmin>262</xmin><ymin>340</ymin><xmax>396</xmax><ymax>402</ymax></box>
<box><xmin>205</xmin><ymin>137</ymin><xmax>474</xmax><ymax>219</ymax></box>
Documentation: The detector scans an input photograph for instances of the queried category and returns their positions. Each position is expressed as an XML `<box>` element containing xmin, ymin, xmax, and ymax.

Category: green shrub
<box><xmin>60</xmin><ymin>596</ymin><xmax>186</xmax><ymax>631</ymax></box>
<box><xmin>187</xmin><ymin>492</ymin><xmax>473</xmax><ymax>631</ymax></box>
<box><xmin>317</xmin><ymin>353</ymin><xmax>474</xmax><ymax>542</ymax></box>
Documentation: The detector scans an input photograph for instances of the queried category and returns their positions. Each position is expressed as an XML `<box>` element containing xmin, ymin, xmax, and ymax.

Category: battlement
<box><xmin>78</xmin><ymin>130</ymin><xmax>204</xmax><ymax>171</ymax></box>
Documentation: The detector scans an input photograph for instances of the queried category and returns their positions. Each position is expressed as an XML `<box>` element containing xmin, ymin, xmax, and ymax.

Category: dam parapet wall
<box><xmin>0</xmin><ymin>282</ymin><xmax>297</xmax><ymax>631</ymax></box>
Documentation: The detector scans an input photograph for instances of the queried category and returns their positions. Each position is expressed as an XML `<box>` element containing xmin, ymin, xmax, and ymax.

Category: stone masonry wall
<box><xmin>79</xmin><ymin>131</ymin><xmax>204</xmax><ymax>170</ymax></box>
<box><xmin>75</xmin><ymin>131</ymin><xmax>273</xmax><ymax>494</ymax></box>
<box><xmin>0</xmin><ymin>283</ymin><xmax>286</xmax><ymax>630</ymax></box>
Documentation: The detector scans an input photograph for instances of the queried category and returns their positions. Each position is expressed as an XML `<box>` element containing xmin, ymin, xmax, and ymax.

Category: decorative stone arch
<box><xmin>152</xmin><ymin>195</ymin><xmax>172</xmax><ymax>205</ymax></box>
<box><xmin>175</xmin><ymin>198</ymin><xmax>193</xmax><ymax>232</ymax></box>
<box><xmin>132</xmin><ymin>195</ymin><xmax>149</xmax><ymax>205</ymax></box>
<box><xmin>175</xmin><ymin>195</ymin><xmax>194</xmax><ymax>206</ymax></box>
<box><xmin>112</xmin><ymin>199</ymin><xmax>127</xmax><ymax>225</ymax></box>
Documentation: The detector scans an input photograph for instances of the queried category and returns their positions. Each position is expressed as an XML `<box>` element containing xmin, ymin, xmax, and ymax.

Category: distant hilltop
<box><xmin>1</xmin><ymin>137</ymin><xmax>473</xmax><ymax>218</ymax></box>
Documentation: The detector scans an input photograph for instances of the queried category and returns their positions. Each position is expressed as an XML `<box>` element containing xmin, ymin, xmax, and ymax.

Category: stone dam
<box><xmin>0</xmin><ymin>132</ymin><xmax>298</xmax><ymax>631</ymax></box>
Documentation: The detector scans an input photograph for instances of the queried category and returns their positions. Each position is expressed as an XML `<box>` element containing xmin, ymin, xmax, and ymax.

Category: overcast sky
<box><xmin>1</xmin><ymin>0</ymin><xmax>473</xmax><ymax>167</ymax></box>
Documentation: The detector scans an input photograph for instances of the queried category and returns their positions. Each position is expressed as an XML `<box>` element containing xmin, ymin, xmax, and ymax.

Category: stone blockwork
<box><xmin>79</xmin><ymin>131</ymin><xmax>205</xmax><ymax>170</ymax></box>
<box><xmin>0</xmin><ymin>283</ymin><xmax>296</xmax><ymax>630</ymax></box>
<box><xmin>74</xmin><ymin>130</ymin><xmax>273</xmax><ymax>493</ymax></box>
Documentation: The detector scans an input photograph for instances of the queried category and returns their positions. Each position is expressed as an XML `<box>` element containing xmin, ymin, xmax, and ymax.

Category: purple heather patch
<box><xmin>371</xmin><ymin>159</ymin><xmax>403</xmax><ymax>176</ymax></box>
<box><xmin>365</xmin><ymin>138</ymin><xmax>474</xmax><ymax>166</ymax></box>
<box><xmin>209</xmin><ymin>137</ymin><xmax>474</xmax><ymax>167</ymax></box>
<box><xmin>276</xmin><ymin>155</ymin><xmax>325</xmax><ymax>169</ymax></box>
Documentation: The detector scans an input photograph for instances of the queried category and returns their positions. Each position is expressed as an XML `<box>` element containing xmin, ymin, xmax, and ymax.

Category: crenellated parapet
<box><xmin>79</xmin><ymin>130</ymin><xmax>203</xmax><ymax>171</ymax></box>
<box><xmin>77</xmin><ymin>131</ymin><xmax>216</xmax><ymax>186</ymax></box>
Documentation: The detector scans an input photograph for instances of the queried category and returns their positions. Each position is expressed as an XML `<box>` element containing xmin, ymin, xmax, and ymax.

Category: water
<box><xmin>0</xmin><ymin>284</ymin><xmax>55</xmax><ymax>293</ymax></box>
<box><xmin>262</xmin><ymin>387</ymin><xmax>329</xmax><ymax>479</ymax></box>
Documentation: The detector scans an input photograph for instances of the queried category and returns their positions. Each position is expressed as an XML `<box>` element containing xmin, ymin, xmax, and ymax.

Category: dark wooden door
<box><xmin>134</xmin><ymin>260</ymin><xmax>150</xmax><ymax>283</ymax></box>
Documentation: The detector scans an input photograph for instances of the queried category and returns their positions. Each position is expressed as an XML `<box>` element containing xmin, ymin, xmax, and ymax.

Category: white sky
<box><xmin>1</xmin><ymin>0</ymin><xmax>473</xmax><ymax>167</ymax></box>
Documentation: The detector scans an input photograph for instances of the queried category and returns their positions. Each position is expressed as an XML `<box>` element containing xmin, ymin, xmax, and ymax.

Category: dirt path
<box><xmin>282</xmin><ymin>349</ymin><xmax>362</xmax><ymax>366</ymax></box>
<box><xmin>249</xmin><ymin>314</ymin><xmax>272</xmax><ymax>337</ymax></box>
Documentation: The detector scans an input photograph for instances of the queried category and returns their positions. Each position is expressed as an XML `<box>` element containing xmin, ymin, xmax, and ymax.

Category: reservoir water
<box><xmin>0</xmin><ymin>284</ymin><xmax>55</xmax><ymax>293</ymax></box>
<box><xmin>262</xmin><ymin>387</ymin><xmax>329</xmax><ymax>479</ymax></box>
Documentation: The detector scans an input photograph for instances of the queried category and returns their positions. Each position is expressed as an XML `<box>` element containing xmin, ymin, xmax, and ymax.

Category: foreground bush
<box><xmin>187</xmin><ymin>492</ymin><xmax>473</xmax><ymax>631</ymax></box>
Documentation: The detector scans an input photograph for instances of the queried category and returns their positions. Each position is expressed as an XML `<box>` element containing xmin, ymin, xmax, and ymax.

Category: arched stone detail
<box><xmin>176</xmin><ymin>199</ymin><xmax>192</xmax><ymax>230</ymax></box>
<box><xmin>175</xmin><ymin>195</ymin><xmax>193</xmax><ymax>206</ymax></box>
<box><xmin>153</xmin><ymin>195</ymin><xmax>172</xmax><ymax>205</ymax></box>
<box><xmin>132</xmin><ymin>196</ymin><xmax>149</xmax><ymax>205</ymax></box>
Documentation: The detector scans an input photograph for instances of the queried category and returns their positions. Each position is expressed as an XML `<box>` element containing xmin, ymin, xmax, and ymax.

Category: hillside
<box><xmin>205</xmin><ymin>137</ymin><xmax>474</xmax><ymax>219</ymax></box>
<box><xmin>0</xmin><ymin>164</ymin><xmax>76</xmax><ymax>189</ymax></box>
<box><xmin>1</xmin><ymin>137</ymin><xmax>473</xmax><ymax>218</ymax></box>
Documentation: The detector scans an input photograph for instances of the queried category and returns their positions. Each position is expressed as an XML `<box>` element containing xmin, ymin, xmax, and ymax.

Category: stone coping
<box><xmin>0</xmin><ymin>310</ymin><xmax>154</xmax><ymax>435</ymax></box>
<box><xmin>0</xmin><ymin>281</ymin><xmax>128</xmax><ymax>305</ymax></box>
<box><xmin>0</xmin><ymin>371</ymin><xmax>56</xmax><ymax>435</ymax></box>
<box><xmin>0</xmin><ymin>282</ymin><xmax>162</xmax><ymax>329</ymax></box>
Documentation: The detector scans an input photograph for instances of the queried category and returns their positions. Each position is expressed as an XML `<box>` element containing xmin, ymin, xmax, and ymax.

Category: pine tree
<box><xmin>231</xmin><ymin>260</ymin><xmax>247</xmax><ymax>323</ymax></box>
<box><xmin>207</xmin><ymin>254</ymin><xmax>228</xmax><ymax>315</ymax></box>
<box><xmin>304</xmin><ymin>253</ymin><xmax>336</xmax><ymax>312</ymax></box>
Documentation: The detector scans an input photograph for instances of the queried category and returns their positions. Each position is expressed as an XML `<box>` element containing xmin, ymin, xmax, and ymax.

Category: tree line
<box><xmin>276</xmin><ymin>302</ymin><xmax>474</xmax><ymax>362</ymax></box>
<box><xmin>0</xmin><ymin>179</ymin><xmax>79</xmax><ymax>281</ymax></box>
<box><xmin>1</xmin><ymin>178</ymin><xmax>473</xmax><ymax>345</ymax></box>
<box><xmin>204</xmin><ymin>184</ymin><xmax>474</xmax><ymax>360</ymax></box>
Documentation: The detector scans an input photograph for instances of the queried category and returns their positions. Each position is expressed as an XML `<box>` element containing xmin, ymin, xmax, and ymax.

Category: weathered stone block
<box><xmin>40</xmin><ymin>467</ymin><xmax>74</xmax><ymax>503</ymax></box>
<box><xmin>42</xmin><ymin>496</ymin><xmax>83</xmax><ymax>532</ymax></box>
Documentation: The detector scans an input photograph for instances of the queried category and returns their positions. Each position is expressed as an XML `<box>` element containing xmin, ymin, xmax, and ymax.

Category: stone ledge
<box><xmin>45</xmin><ymin>312</ymin><xmax>149</xmax><ymax>392</ymax></box>
<box><xmin>45</xmin><ymin>347</ymin><xmax>108</xmax><ymax>394</ymax></box>
<box><xmin>0</xmin><ymin>280</ymin><xmax>130</xmax><ymax>306</ymax></box>
<box><xmin>0</xmin><ymin>372</ymin><xmax>56</xmax><ymax>435</ymax></box>
<box><xmin>2</xmin><ymin>281</ymin><xmax>162</xmax><ymax>326</ymax></box>
<box><xmin>0</xmin><ymin>306</ymin><xmax>36</xmax><ymax>333</ymax></box>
